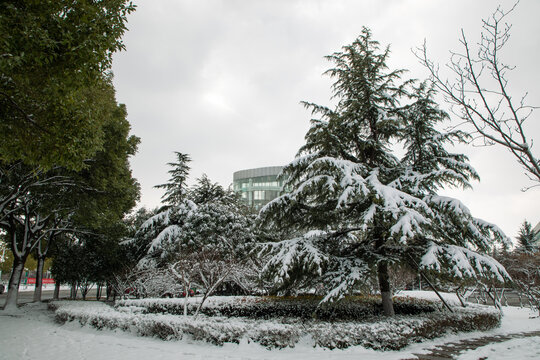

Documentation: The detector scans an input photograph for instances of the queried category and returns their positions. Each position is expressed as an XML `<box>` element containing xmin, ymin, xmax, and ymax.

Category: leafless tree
<box><xmin>168</xmin><ymin>258</ymin><xmax>199</xmax><ymax>316</ymax></box>
<box><xmin>169</xmin><ymin>251</ymin><xmax>250</xmax><ymax>318</ymax></box>
<box><xmin>498</xmin><ymin>251</ymin><xmax>540</xmax><ymax>315</ymax></box>
<box><xmin>416</xmin><ymin>1</ymin><xmax>539</xmax><ymax>189</ymax></box>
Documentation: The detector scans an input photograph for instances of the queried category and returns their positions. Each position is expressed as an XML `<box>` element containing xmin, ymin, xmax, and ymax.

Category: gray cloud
<box><xmin>113</xmin><ymin>0</ymin><xmax>540</xmax><ymax>241</ymax></box>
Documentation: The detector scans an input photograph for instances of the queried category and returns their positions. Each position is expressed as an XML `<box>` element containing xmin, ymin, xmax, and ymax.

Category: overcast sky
<box><xmin>112</xmin><ymin>0</ymin><xmax>539</xmax><ymax>243</ymax></box>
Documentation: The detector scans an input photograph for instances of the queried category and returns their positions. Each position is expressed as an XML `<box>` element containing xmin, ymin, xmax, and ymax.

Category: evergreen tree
<box><xmin>155</xmin><ymin>152</ymin><xmax>191</xmax><ymax>207</ymax></box>
<box><xmin>258</xmin><ymin>30</ymin><xmax>510</xmax><ymax>316</ymax></box>
<box><xmin>136</xmin><ymin>155</ymin><xmax>253</xmax><ymax>268</ymax></box>
<box><xmin>396</xmin><ymin>82</ymin><xmax>510</xmax><ymax>285</ymax></box>
<box><xmin>260</xmin><ymin>29</ymin><xmax>417</xmax><ymax>315</ymax></box>
<box><xmin>516</xmin><ymin>220</ymin><xmax>536</xmax><ymax>253</ymax></box>
<box><xmin>135</xmin><ymin>160</ymin><xmax>256</xmax><ymax>302</ymax></box>
<box><xmin>189</xmin><ymin>174</ymin><xmax>233</xmax><ymax>205</ymax></box>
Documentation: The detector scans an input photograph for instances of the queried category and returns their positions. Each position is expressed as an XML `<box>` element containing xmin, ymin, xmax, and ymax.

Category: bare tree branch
<box><xmin>414</xmin><ymin>1</ymin><xmax>540</xmax><ymax>189</ymax></box>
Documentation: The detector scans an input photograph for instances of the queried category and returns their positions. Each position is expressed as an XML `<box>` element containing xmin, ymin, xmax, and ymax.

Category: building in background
<box><xmin>233</xmin><ymin>166</ymin><xmax>285</xmax><ymax>211</ymax></box>
<box><xmin>534</xmin><ymin>221</ymin><xmax>540</xmax><ymax>246</ymax></box>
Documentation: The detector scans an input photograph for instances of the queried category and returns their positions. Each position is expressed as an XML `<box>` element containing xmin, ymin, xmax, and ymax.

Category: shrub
<box><xmin>51</xmin><ymin>297</ymin><xmax>500</xmax><ymax>350</ymax></box>
<box><xmin>116</xmin><ymin>295</ymin><xmax>438</xmax><ymax>320</ymax></box>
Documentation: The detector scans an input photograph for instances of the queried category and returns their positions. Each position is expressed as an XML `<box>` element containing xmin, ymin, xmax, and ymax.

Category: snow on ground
<box><xmin>0</xmin><ymin>291</ymin><xmax>539</xmax><ymax>360</ymax></box>
<box><xmin>0</xmin><ymin>303</ymin><xmax>398</xmax><ymax>360</ymax></box>
<box><xmin>396</xmin><ymin>289</ymin><xmax>462</xmax><ymax>305</ymax></box>
<box><xmin>458</xmin><ymin>336</ymin><xmax>540</xmax><ymax>360</ymax></box>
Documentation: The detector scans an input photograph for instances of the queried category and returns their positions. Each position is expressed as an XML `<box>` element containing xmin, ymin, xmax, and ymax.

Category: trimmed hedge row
<box><xmin>50</xmin><ymin>298</ymin><xmax>501</xmax><ymax>350</ymax></box>
<box><xmin>116</xmin><ymin>295</ymin><xmax>438</xmax><ymax>320</ymax></box>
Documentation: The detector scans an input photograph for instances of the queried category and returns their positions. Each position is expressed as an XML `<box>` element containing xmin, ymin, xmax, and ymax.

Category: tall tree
<box><xmin>258</xmin><ymin>31</ymin><xmax>510</xmax><ymax>316</ymax></box>
<box><xmin>0</xmin><ymin>0</ymin><xmax>136</xmax><ymax>170</ymax></box>
<box><xmin>260</xmin><ymin>29</ymin><xmax>416</xmax><ymax>315</ymax></box>
<box><xmin>1</xmin><ymin>86</ymin><xmax>140</xmax><ymax>308</ymax></box>
<box><xmin>396</xmin><ymin>82</ymin><xmax>510</xmax><ymax>289</ymax></box>
<box><xmin>0</xmin><ymin>1</ymin><xmax>139</xmax><ymax>309</ymax></box>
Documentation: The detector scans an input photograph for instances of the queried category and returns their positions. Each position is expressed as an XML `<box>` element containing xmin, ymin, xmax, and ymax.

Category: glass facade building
<box><xmin>233</xmin><ymin>166</ymin><xmax>285</xmax><ymax>211</ymax></box>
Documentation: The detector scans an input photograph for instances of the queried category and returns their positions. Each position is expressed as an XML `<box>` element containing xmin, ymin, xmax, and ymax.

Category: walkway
<box><xmin>402</xmin><ymin>330</ymin><xmax>540</xmax><ymax>359</ymax></box>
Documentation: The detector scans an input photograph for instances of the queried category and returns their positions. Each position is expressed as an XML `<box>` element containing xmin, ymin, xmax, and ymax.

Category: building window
<box><xmin>233</xmin><ymin>166</ymin><xmax>286</xmax><ymax>212</ymax></box>
<box><xmin>253</xmin><ymin>190</ymin><xmax>265</xmax><ymax>200</ymax></box>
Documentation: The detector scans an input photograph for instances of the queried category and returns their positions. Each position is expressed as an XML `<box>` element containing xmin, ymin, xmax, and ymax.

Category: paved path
<box><xmin>1</xmin><ymin>288</ymin><xmax>101</xmax><ymax>308</ymax></box>
<box><xmin>402</xmin><ymin>330</ymin><xmax>540</xmax><ymax>360</ymax></box>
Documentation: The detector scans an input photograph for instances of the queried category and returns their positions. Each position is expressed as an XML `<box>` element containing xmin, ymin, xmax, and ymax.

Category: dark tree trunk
<box><xmin>70</xmin><ymin>282</ymin><xmax>78</xmax><ymax>299</ymax></box>
<box><xmin>106</xmin><ymin>283</ymin><xmax>111</xmax><ymax>300</ymax></box>
<box><xmin>3</xmin><ymin>255</ymin><xmax>28</xmax><ymax>310</ymax></box>
<box><xmin>80</xmin><ymin>282</ymin><xmax>89</xmax><ymax>300</ymax></box>
<box><xmin>96</xmin><ymin>283</ymin><xmax>102</xmax><ymax>300</ymax></box>
<box><xmin>374</xmin><ymin>232</ymin><xmax>394</xmax><ymax>317</ymax></box>
<box><xmin>53</xmin><ymin>280</ymin><xmax>60</xmax><ymax>300</ymax></box>
<box><xmin>33</xmin><ymin>232</ymin><xmax>54</xmax><ymax>302</ymax></box>
<box><xmin>377</xmin><ymin>260</ymin><xmax>395</xmax><ymax>316</ymax></box>
<box><xmin>33</xmin><ymin>255</ymin><xmax>45</xmax><ymax>302</ymax></box>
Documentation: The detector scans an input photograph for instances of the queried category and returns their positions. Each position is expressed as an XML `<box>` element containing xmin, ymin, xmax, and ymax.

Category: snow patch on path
<box><xmin>457</xmin><ymin>336</ymin><xmax>540</xmax><ymax>360</ymax></box>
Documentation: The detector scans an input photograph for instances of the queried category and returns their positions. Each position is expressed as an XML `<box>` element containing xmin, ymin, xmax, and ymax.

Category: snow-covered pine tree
<box><xmin>134</xmin><ymin>153</ymin><xmax>196</xmax><ymax>267</ymax></box>
<box><xmin>136</xmin><ymin>156</ymin><xmax>256</xmax><ymax>299</ymax></box>
<box><xmin>259</xmin><ymin>29</ymin><xmax>422</xmax><ymax>316</ymax></box>
<box><xmin>516</xmin><ymin>220</ymin><xmax>536</xmax><ymax>253</ymax></box>
<box><xmin>258</xmin><ymin>30</ymin><xmax>510</xmax><ymax>316</ymax></box>
<box><xmin>189</xmin><ymin>174</ymin><xmax>240</xmax><ymax>207</ymax></box>
<box><xmin>155</xmin><ymin>152</ymin><xmax>191</xmax><ymax>207</ymax></box>
<box><xmin>395</xmin><ymin>82</ymin><xmax>511</xmax><ymax>285</ymax></box>
<box><xmin>178</xmin><ymin>175</ymin><xmax>254</xmax><ymax>258</ymax></box>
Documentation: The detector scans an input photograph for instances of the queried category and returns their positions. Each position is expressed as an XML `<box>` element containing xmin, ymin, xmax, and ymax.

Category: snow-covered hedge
<box><xmin>115</xmin><ymin>295</ymin><xmax>438</xmax><ymax>320</ymax></box>
<box><xmin>50</xmin><ymin>298</ymin><xmax>500</xmax><ymax>350</ymax></box>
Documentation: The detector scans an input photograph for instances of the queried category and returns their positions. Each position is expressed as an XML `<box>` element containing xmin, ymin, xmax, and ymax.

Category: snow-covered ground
<box><xmin>0</xmin><ymin>291</ymin><xmax>539</xmax><ymax>360</ymax></box>
<box><xmin>458</xmin><ymin>336</ymin><xmax>540</xmax><ymax>360</ymax></box>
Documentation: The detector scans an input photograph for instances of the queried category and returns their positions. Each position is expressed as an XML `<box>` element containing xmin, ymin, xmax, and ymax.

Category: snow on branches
<box><xmin>257</xmin><ymin>31</ymin><xmax>510</xmax><ymax>313</ymax></box>
<box><xmin>258</xmin><ymin>230</ymin><xmax>371</xmax><ymax>302</ymax></box>
<box><xmin>129</xmin><ymin>156</ymin><xmax>258</xmax><ymax>304</ymax></box>
<box><xmin>420</xmin><ymin>242</ymin><xmax>510</xmax><ymax>283</ymax></box>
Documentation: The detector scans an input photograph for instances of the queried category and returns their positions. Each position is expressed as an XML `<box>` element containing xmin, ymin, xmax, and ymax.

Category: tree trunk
<box><xmin>377</xmin><ymin>260</ymin><xmax>395</xmax><ymax>316</ymax></box>
<box><xmin>33</xmin><ymin>255</ymin><xmax>45</xmax><ymax>302</ymax></box>
<box><xmin>3</xmin><ymin>255</ymin><xmax>27</xmax><ymax>310</ymax></box>
<box><xmin>183</xmin><ymin>282</ymin><xmax>190</xmax><ymax>316</ymax></box>
<box><xmin>53</xmin><ymin>281</ymin><xmax>60</xmax><ymax>300</ymax></box>
<box><xmin>106</xmin><ymin>282</ymin><xmax>112</xmax><ymax>300</ymax></box>
<box><xmin>70</xmin><ymin>282</ymin><xmax>78</xmax><ymax>299</ymax></box>
<box><xmin>96</xmin><ymin>283</ymin><xmax>102</xmax><ymax>300</ymax></box>
<box><xmin>80</xmin><ymin>282</ymin><xmax>89</xmax><ymax>300</ymax></box>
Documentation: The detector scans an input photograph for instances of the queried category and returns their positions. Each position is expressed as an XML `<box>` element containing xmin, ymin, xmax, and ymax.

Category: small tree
<box><xmin>155</xmin><ymin>152</ymin><xmax>191</xmax><ymax>207</ymax></box>
<box><xmin>516</xmin><ymin>220</ymin><xmax>536</xmax><ymax>253</ymax></box>
<box><xmin>497</xmin><ymin>250</ymin><xmax>540</xmax><ymax>314</ymax></box>
<box><xmin>136</xmin><ymin>156</ymin><xmax>256</xmax><ymax>310</ymax></box>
